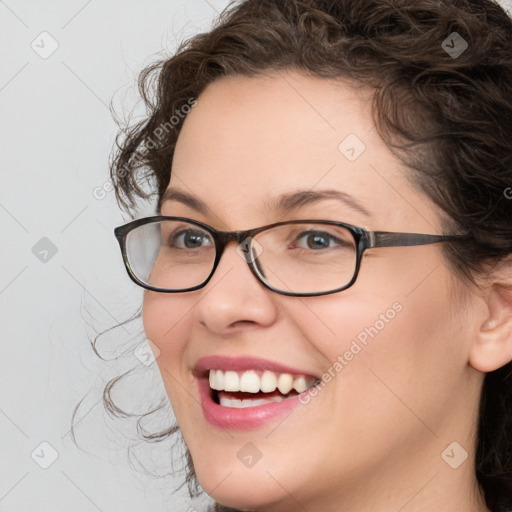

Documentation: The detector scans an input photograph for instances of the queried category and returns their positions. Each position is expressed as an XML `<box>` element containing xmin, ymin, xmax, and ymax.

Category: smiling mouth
<box><xmin>208</xmin><ymin>369</ymin><xmax>320</xmax><ymax>409</ymax></box>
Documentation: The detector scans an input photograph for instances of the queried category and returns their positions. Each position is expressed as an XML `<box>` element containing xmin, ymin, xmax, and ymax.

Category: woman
<box><xmin>107</xmin><ymin>0</ymin><xmax>512</xmax><ymax>510</ymax></box>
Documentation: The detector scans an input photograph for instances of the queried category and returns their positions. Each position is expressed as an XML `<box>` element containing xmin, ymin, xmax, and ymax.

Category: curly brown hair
<box><xmin>74</xmin><ymin>1</ymin><xmax>512</xmax><ymax>510</ymax></box>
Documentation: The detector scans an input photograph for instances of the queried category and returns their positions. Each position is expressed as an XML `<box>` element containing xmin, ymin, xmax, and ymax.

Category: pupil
<box><xmin>308</xmin><ymin>234</ymin><xmax>328</xmax><ymax>249</ymax></box>
<box><xmin>186</xmin><ymin>232</ymin><xmax>204</xmax><ymax>248</ymax></box>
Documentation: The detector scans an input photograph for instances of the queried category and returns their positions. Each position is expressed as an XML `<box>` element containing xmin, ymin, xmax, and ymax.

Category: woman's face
<box><xmin>143</xmin><ymin>71</ymin><xmax>483</xmax><ymax>511</ymax></box>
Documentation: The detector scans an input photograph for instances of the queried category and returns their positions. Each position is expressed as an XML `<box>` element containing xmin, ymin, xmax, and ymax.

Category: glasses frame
<box><xmin>114</xmin><ymin>215</ymin><xmax>468</xmax><ymax>297</ymax></box>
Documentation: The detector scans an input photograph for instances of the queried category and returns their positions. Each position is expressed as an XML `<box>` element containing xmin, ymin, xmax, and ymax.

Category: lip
<box><xmin>194</xmin><ymin>355</ymin><xmax>320</xmax><ymax>431</ymax></box>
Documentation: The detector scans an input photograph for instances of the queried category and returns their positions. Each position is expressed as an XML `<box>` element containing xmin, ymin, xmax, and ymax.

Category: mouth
<box><xmin>208</xmin><ymin>369</ymin><xmax>319</xmax><ymax>408</ymax></box>
<box><xmin>193</xmin><ymin>356</ymin><xmax>322</xmax><ymax>430</ymax></box>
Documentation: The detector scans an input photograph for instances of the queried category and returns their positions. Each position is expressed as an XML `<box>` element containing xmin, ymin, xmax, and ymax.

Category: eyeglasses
<box><xmin>114</xmin><ymin>216</ymin><xmax>468</xmax><ymax>297</ymax></box>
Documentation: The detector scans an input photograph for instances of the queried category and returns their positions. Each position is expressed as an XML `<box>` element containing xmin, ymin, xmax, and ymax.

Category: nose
<box><xmin>193</xmin><ymin>241</ymin><xmax>279</xmax><ymax>334</ymax></box>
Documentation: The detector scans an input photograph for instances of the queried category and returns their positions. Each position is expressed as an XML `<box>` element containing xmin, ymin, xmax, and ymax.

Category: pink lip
<box><xmin>193</xmin><ymin>355</ymin><xmax>319</xmax><ymax>431</ymax></box>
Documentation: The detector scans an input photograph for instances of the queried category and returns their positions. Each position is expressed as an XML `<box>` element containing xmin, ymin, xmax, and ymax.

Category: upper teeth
<box><xmin>208</xmin><ymin>369</ymin><xmax>317</xmax><ymax>394</ymax></box>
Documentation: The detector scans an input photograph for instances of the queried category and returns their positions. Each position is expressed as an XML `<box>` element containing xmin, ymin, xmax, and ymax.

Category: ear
<box><xmin>469</xmin><ymin>267</ymin><xmax>512</xmax><ymax>373</ymax></box>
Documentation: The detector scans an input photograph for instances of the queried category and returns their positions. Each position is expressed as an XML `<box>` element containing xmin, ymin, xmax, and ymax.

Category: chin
<box><xmin>194</xmin><ymin>465</ymin><xmax>288</xmax><ymax>511</ymax></box>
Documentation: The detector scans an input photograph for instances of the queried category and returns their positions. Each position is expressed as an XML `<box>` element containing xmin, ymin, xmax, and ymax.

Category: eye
<box><xmin>169</xmin><ymin>228</ymin><xmax>213</xmax><ymax>249</ymax></box>
<box><xmin>294</xmin><ymin>230</ymin><xmax>347</xmax><ymax>250</ymax></box>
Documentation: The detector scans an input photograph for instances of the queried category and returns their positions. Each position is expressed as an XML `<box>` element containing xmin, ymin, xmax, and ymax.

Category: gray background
<box><xmin>1</xmin><ymin>1</ymin><xmax>511</xmax><ymax>511</ymax></box>
<box><xmin>0</xmin><ymin>1</ymin><xmax>229</xmax><ymax>511</ymax></box>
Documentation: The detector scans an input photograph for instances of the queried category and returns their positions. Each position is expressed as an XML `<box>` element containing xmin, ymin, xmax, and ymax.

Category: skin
<box><xmin>142</xmin><ymin>70</ymin><xmax>512</xmax><ymax>511</ymax></box>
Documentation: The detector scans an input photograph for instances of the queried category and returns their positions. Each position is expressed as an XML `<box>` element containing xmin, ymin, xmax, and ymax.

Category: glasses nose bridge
<box><xmin>215</xmin><ymin>229</ymin><xmax>252</xmax><ymax>254</ymax></box>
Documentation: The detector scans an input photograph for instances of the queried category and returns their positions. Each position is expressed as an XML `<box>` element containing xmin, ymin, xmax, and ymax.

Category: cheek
<box><xmin>292</xmin><ymin>262</ymin><xmax>465</xmax><ymax>424</ymax></box>
<box><xmin>142</xmin><ymin>292</ymin><xmax>195</xmax><ymax>398</ymax></box>
<box><xmin>330</xmin><ymin>249</ymin><xmax>467</xmax><ymax>376</ymax></box>
<box><xmin>142</xmin><ymin>291</ymin><xmax>191</xmax><ymax>349</ymax></box>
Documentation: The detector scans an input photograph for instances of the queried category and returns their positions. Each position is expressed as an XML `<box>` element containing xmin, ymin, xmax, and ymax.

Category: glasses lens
<box><xmin>252</xmin><ymin>222</ymin><xmax>357</xmax><ymax>294</ymax></box>
<box><xmin>125</xmin><ymin>220</ymin><xmax>215</xmax><ymax>290</ymax></box>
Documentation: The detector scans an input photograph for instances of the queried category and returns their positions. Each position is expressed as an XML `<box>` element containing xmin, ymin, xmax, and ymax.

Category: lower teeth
<box><xmin>217</xmin><ymin>391</ymin><xmax>296</xmax><ymax>408</ymax></box>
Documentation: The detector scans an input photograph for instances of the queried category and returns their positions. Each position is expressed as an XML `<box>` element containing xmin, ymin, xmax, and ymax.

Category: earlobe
<box><xmin>469</xmin><ymin>282</ymin><xmax>512</xmax><ymax>373</ymax></box>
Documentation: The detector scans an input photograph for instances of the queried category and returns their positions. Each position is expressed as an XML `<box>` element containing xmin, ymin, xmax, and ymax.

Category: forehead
<box><xmin>172</xmin><ymin>71</ymin><xmax>377</xmax><ymax>175</ymax></box>
<box><xmin>166</xmin><ymin>71</ymin><xmax>440</xmax><ymax>232</ymax></box>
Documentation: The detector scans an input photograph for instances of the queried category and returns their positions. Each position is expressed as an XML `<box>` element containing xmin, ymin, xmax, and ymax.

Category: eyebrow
<box><xmin>160</xmin><ymin>188</ymin><xmax>372</xmax><ymax>218</ymax></box>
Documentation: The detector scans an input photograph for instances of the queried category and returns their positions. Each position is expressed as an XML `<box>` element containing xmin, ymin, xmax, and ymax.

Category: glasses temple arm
<box><xmin>368</xmin><ymin>231</ymin><xmax>469</xmax><ymax>248</ymax></box>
